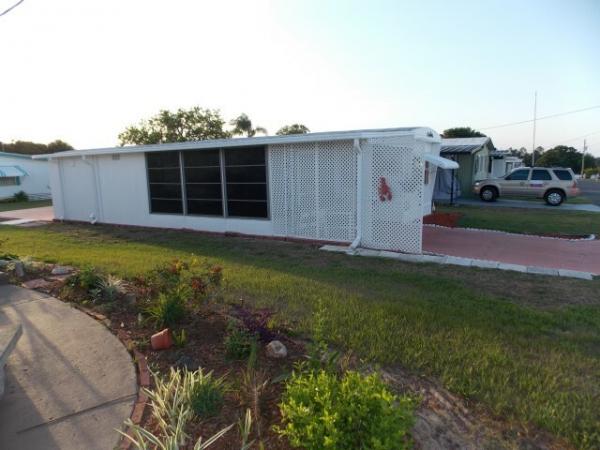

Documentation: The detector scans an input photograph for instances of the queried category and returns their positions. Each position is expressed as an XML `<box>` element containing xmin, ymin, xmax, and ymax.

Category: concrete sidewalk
<box><xmin>0</xmin><ymin>285</ymin><xmax>136</xmax><ymax>450</ymax></box>
<box><xmin>455</xmin><ymin>198</ymin><xmax>600</xmax><ymax>213</ymax></box>
<box><xmin>0</xmin><ymin>206</ymin><xmax>54</xmax><ymax>223</ymax></box>
<box><xmin>423</xmin><ymin>225</ymin><xmax>600</xmax><ymax>275</ymax></box>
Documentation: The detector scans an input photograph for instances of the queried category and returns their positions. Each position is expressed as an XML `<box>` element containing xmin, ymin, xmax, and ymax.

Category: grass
<box><xmin>0</xmin><ymin>199</ymin><xmax>51</xmax><ymax>212</ymax></box>
<box><xmin>501</xmin><ymin>195</ymin><xmax>593</xmax><ymax>204</ymax></box>
<box><xmin>1</xmin><ymin>223</ymin><xmax>600</xmax><ymax>448</ymax></box>
<box><xmin>438</xmin><ymin>205</ymin><xmax>600</xmax><ymax>236</ymax></box>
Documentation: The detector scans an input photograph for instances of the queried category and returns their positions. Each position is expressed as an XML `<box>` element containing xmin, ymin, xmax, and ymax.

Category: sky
<box><xmin>1</xmin><ymin>0</ymin><xmax>599</xmax><ymax>155</ymax></box>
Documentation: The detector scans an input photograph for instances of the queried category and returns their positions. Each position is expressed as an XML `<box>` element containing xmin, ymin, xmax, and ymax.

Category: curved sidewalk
<box><xmin>0</xmin><ymin>285</ymin><xmax>136</xmax><ymax>450</ymax></box>
<box><xmin>423</xmin><ymin>225</ymin><xmax>600</xmax><ymax>275</ymax></box>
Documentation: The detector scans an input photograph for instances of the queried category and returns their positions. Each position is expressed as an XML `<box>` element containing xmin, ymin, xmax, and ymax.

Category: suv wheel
<box><xmin>480</xmin><ymin>186</ymin><xmax>498</xmax><ymax>202</ymax></box>
<box><xmin>545</xmin><ymin>189</ymin><xmax>564</xmax><ymax>206</ymax></box>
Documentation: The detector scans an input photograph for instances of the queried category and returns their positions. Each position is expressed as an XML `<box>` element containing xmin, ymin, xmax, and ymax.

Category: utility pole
<box><xmin>581</xmin><ymin>139</ymin><xmax>587</xmax><ymax>177</ymax></box>
<box><xmin>531</xmin><ymin>91</ymin><xmax>537</xmax><ymax>166</ymax></box>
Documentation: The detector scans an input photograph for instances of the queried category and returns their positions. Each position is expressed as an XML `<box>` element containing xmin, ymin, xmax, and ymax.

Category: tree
<box><xmin>118</xmin><ymin>107</ymin><xmax>230</xmax><ymax>145</ymax></box>
<box><xmin>522</xmin><ymin>146</ymin><xmax>544</xmax><ymax>167</ymax></box>
<box><xmin>47</xmin><ymin>140</ymin><xmax>74</xmax><ymax>153</ymax></box>
<box><xmin>442</xmin><ymin>127</ymin><xmax>486</xmax><ymax>138</ymax></box>
<box><xmin>276</xmin><ymin>124</ymin><xmax>310</xmax><ymax>135</ymax></box>
<box><xmin>230</xmin><ymin>113</ymin><xmax>267</xmax><ymax>137</ymax></box>
<box><xmin>0</xmin><ymin>140</ymin><xmax>73</xmax><ymax>155</ymax></box>
<box><xmin>536</xmin><ymin>145</ymin><xmax>595</xmax><ymax>173</ymax></box>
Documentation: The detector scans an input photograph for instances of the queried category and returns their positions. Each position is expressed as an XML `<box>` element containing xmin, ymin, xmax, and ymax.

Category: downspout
<box><xmin>350</xmin><ymin>138</ymin><xmax>362</xmax><ymax>250</ymax></box>
<box><xmin>82</xmin><ymin>155</ymin><xmax>99</xmax><ymax>224</ymax></box>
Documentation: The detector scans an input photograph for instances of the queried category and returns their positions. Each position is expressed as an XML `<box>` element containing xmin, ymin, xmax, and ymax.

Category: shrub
<box><xmin>68</xmin><ymin>266</ymin><xmax>102</xmax><ymax>292</ymax></box>
<box><xmin>13</xmin><ymin>191</ymin><xmax>28</xmax><ymax>202</ymax></box>
<box><xmin>276</xmin><ymin>370</ymin><xmax>416</xmax><ymax>450</ymax></box>
<box><xmin>224</xmin><ymin>322</ymin><xmax>257</xmax><ymax>360</ymax></box>
<box><xmin>119</xmin><ymin>367</ymin><xmax>233</xmax><ymax>449</ymax></box>
<box><xmin>189</xmin><ymin>369</ymin><xmax>226</xmax><ymax>418</ymax></box>
<box><xmin>146</xmin><ymin>288</ymin><xmax>187</xmax><ymax>328</ymax></box>
<box><xmin>92</xmin><ymin>274</ymin><xmax>124</xmax><ymax>302</ymax></box>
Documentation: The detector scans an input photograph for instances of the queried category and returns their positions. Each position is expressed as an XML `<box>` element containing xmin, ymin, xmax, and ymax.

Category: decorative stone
<box><xmin>266</xmin><ymin>340</ymin><xmax>287</xmax><ymax>359</ymax></box>
<box><xmin>13</xmin><ymin>261</ymin><xmax>25</xmax><ymax>278</ymax></box>
<box><xmin>0</xmin><ymin>271</ymin><xmax>9</xmax><ymax>284</ymax></box>
<box><xmin>0</xmin><ymin>260</ymin><xmax>10</xmax><ymax>268</ymax></box>
<box><xmin>22</xmin><ymin>278</ymin><xmax>53</xmax><ymax>290</ymax></box>
<box><xmin>51</xmin><ymin>266</ymin><xmax>73</xmax><ymax>275</ymax></box>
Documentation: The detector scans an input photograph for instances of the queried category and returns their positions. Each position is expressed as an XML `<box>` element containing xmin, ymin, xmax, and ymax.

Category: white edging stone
<box><xmin>319</xmin><ymin>245</ymin><xmax>595</xmax><ymax>280</ymax></box>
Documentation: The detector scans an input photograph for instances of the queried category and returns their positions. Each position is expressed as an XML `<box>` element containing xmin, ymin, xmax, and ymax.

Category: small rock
<box><xmin>124</xmin><ymin>292</ymin><xmax>137</xmax><ymax>307</ymax></box>
<box><xmin>22</xmin><ymin>278</ymin><xmax>53</xmax><ymax>290</ymax></box>
<box><xmin>266</xmin><ymin>340</ymin><xmax>287</xmax><ymax>359</ymax></box>
<box><xmin>51</xmin><ymin>266</ymin><xmax>73</xmax><ymax>276</ymax></box>
<box><xmin>13</xmin><ymin>261</ymin><xmax>25</xmax><ymax>278</ymax></box>
<box><xmin>0</xmin><ymin>260</ymin><xmax>10</xmax><ymax>268</ymax></box>
<box><xmin>0</xmin><ymin>271</ymin><xmax>8</xmax><ymax>284</ymax></box>
<box><xmin>175</xmin><ymin>355</ymin><xmax>198</xmax><ymax>370</ymax></box>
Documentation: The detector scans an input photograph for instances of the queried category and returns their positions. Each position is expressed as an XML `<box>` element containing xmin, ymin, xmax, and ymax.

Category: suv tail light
<box><xmin>572</xmin><ymin>181</ymin><xmax>578</xmax><ymax>188</ymax></box>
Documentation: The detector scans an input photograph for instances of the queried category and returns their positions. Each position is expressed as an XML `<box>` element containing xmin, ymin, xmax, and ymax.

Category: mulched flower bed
<box><xmin>423</xmin><ymin>212</ymin><xmax>462</xmax><ymax>227</ymax></box>
<box><xmin>107</xmin><ymin>303</ymin><xmax>301</xmax><ymax>449</ymax></box>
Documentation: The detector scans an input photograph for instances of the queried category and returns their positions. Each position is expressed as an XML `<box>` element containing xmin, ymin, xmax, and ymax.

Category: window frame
<box><xmin>145</xmin><ymin>147</ymin><xmax>270</xmax><ymax>220</ymax></box>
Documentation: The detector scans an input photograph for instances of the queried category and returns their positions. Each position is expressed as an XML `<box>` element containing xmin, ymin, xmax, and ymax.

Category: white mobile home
<box><xmin>0</xmin><ymin>151</ymin><xmax>50</xmax><ymax>200</ymax></box>
<box><xmin>35</xmin><ymin>127</ymin><xmax>457</xmax><ymax>254</ymax></box>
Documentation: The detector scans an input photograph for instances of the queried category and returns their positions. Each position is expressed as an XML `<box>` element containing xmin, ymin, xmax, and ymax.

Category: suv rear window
<box><xmin>553</xmin><ymin>169</ymin><xmax>573</xmax><ymax>181</ymax></box>
<box><xmin>531</xmin><ymin>169</ymin><xmax>552</xmax><ymax>181</ymax></box>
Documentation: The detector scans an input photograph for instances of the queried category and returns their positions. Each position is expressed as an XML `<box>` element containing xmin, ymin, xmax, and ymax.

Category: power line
<box><xmin>480</xmin><ymin>104</ymin><xmax>600</xmax><ymax>130</ymax></box>
<box><xmin>0</xmin><ymin>0</ymin><xmax>25</xmax><ymax>18</ymax></box>
<box><xmin>556</xmin><ymin>130</ymin><xmax>600</xmax><ymax>145</ymax></box>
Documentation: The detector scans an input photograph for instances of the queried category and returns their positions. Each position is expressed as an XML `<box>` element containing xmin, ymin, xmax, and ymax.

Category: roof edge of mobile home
<box><xmin>32</xmin><ymin>126</ymin><xmax>440</xmax><ymax>159</ymax></box>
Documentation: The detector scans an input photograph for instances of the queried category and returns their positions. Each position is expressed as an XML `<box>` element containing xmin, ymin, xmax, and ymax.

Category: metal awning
<box><xmin>0</xmin><ymin>166</ymin><xmax>27</xmax><ymax>177</ymax></box>
<box><xmin>424</xmin><ymin>153</ymin><xmax>459</xmax><ymax>169</ymax></box>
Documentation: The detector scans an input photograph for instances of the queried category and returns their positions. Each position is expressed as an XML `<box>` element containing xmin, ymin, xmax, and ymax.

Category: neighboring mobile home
<box><xmin>434</xmin><ymin>136</ymin><xmax>495</xmax><ymax>200</ymax></box>
<box><xmin>34</xmin><ymin>127</ymin><xmax>457</xmax><ymax>254</ymax></box>
<box><xmin>489</xmin><ymin>150</ymin><xmax>523</xmax><ymax>178</ymax></box>
<box><xmin>0</xmin><ymin>152</ymin><xmax>50</xmax><ymax>200</ymax></box>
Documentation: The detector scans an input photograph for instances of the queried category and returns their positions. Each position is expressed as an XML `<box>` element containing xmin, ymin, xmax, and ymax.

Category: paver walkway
<box><xmin>0</xmin><ymin>206</ymin><xmax>54</xmax><ymax>222</ymax></box>
<box><xmin>423</xmin><ymin>225</ymin><xmax>600</xmax><ymax>275</ymax></box>
<box><xmin>0</xmin><ymin>285</ymin><xmax>136</xmax><ymax>450</ymax></box>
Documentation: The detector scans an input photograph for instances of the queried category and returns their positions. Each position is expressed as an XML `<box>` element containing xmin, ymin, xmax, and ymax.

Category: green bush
<box><xmin>277</xmin><ymin>370</ymin><xmax>415</xmax><ymax>450</ymax></box>
<box><xmin>189</xmin><ymin>369</ymin><xmax>225</xmax><ymax>418</ymax></box>
<box><xmin>146</xmin><ymin>288</ymin><xmax>187</xmax><ymax>328</ymax></box>
<box><xmin>224</xmin><ymin>322</ymin><xmax>257</xmax><ymax>360</ymax></box>
<box><xmin>67</xmin><ymin>265</ymin><xmax>102</xmax><ymax>292</ymax></box>
<box><xmin>12</xmin><ymin>191</ymin><xmax>28</xmax><ymax>202</ymax></box>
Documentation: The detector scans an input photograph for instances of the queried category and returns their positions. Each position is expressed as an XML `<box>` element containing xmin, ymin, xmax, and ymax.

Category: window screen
<box><xmin>505</xmin><ymin>169</ymin><xmax>529</xmax><ymax>181</ymax></box>
<box><xmin>531</xmin><ymin>169</ymin><xmax>552</xmax><ymax>181</ymax></box>
<box><xmin>0</xmin><ymin>177</ymin><xmax>19</xmax><ymax>186</ymax></box>
<box><xmin>553</xmin><ymin>169</ymin><xmax>573</xmax><ymax>181</ymax></box>
<box><xmin>224</xmin><ymin>146</ymin><xmax>268</xmax><ymax>218</ymax></box>
<box><xmin>183</xmin><ymin>149</ymin><xmax>223</xmax><ymax>216</ymax></box>
<box><xmin>146</xmin><ymin>152</ymin><xmax>183</xmax><ymax>214</ymax></box>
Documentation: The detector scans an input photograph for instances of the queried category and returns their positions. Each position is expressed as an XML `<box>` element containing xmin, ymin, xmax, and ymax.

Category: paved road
<box><xmin>578</xmin><ymin>179</ymin><xmax>600</xmax><ymax>206</ymax></box>
<box><xmin>0</xmin><ymin>285</ymin><xmax>136</xmax><ymax>450</ymax></box>
<box><xmin>423</xmin><ymin>226</ymin><xmax>600</xmax><ymax>275</ymax></box>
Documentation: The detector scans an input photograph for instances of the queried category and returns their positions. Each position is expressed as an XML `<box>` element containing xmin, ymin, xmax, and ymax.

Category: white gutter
<box><xmin>350</xmin><ymin>138</ymin><xmax>363</xmax><ymax>250</ymax></box>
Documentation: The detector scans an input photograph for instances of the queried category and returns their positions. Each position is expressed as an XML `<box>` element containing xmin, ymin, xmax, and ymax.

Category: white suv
<box><xmin>473</xmin><ymin>167</ymin><xmax>580</xmax><ymax>206</ymax></box>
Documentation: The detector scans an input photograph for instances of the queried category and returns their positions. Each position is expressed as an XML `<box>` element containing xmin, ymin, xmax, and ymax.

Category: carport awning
<box><xmin>424</xmin><ymin>153</ymin><xmax>459</xmax><ymax>170</ymax></box>
<box><xmin>0</xmin><ymin>166</ymin><xmax>27</xmax><ymax>177</ymax></box>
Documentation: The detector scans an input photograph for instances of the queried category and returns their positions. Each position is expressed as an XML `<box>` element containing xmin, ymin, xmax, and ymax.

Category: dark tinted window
<box><xmin>223</xmin><ymin>146</ymin><xmax>268</xmax><ymax>218</ymax></box>
<box><xmin>146</xmin><ymin>152</ymin><xmax>183</xmax><ymax>214</ymax></box>
<box><xmin>505</xmin><ymin>169</ymin><xmax>529</xmax><ymax>181</ymax></box>
<box><xmin>531</xmin><ymin>169</ymin><xmax>552</xmax><ymax>181</ymax></box>
<box><xmin>147</xmin><ymin>151</ymin><xmax>180</xmax><ymax>168</ymax></box>
<box><xmin>183</xmin><ymin>149</ymin><xmax>223</xmax><ymax>216</ymax></box>
<box><xmin>553</xmin><ymin>169</ymin><xmax>573</xmax><ymax>181</ymax></box>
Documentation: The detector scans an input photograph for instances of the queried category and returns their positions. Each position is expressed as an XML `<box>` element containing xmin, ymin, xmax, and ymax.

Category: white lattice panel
<box><xmin>269</xmin><ymin>140</ymin><xmax>357</xmax><ymax>242</ymax></box>
<box><xmin>361</xmin><ymin>136</ymin><xmax>424</xmax><ymax>253</ymax></box>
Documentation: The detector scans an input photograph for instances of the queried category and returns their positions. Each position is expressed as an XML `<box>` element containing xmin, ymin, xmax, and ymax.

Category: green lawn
<box><xmin>438</xmin><ymin>205</ymin><xmax>600</xmax><ymax>236</ymax></box>
<box><xmin>1</xmin><ymin>223</ymin><xmax>600</xmax><ymax>448</ymax></box>
<box><xmin>0</xmin><ymin>199</ymin><xmax>51</xmax><ymax>212</ymax></box>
